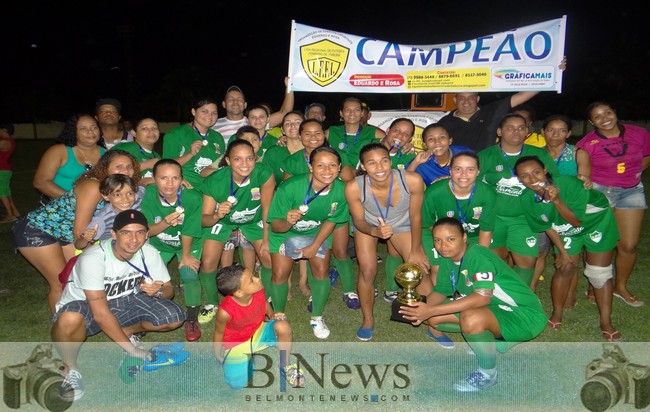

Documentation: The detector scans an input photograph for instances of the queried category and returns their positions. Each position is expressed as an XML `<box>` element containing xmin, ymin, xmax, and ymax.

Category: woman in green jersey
<box><xmin>400</xmin><ymin>217</ymin><xmax>546</xmax><ymax>392</ymax></box>
<box><xmin>515</xmin><ymin>156</ymin><xmax>621</xmax><ymax>342</ymax></box>
<box><xmin>267</xmin><ymin>146</ymin><xmax>350</xmax><ymax>340</ymax></box>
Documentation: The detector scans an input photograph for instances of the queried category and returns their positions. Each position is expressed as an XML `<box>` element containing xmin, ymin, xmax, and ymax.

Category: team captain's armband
<box><xmin>473</xmin><ymin>272</ymin><xmax>494</xmax><ymax>282</ymax></box>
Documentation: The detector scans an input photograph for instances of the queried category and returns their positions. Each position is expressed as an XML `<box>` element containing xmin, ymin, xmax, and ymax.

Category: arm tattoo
<box><xmin>475</xmin><ymin>288</ymin><xmax>493</xmax><ymax>297</ymax></box>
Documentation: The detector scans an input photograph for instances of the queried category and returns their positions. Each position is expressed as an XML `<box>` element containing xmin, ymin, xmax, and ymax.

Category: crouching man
<box><xmin>52</xmin><ymin>209</ymin><xmax>185</xmax><ymax>401</ymax></box>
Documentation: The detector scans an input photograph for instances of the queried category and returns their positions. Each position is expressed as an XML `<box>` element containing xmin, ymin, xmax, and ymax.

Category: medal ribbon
<box><xmin>554</xmin><ymin>145</ymin><xmax>568</xmax><ymax>167</ymax></box>
<box><xmin>303</xmin><ymin>177</ymin><xmax>330</xmax><ymax>206</ymax></box>
<box><xmin>114</xmin><ymin>241</ymin><xmax>152</xmax><ymax>281</ymax></box>
<box><xmin>191</xmin><ymin>122</ymin><xmax>209</xmax><ymax>145</ymax></box>
<box><xmin>159</xmin><ymin>188</ymin><xmax>182</xmax><ymax>209</ymax></box>
<box><xmin>368</xmin><ymin>171</ymin><xmax>394</xmax><ymax>222</ymax></box>
<box><xmin>450</xmin><ymin>257</ymin><xmax>464</xmax><ymax>301</ymax></box>
<box><xmin>230</xmin><ymin>173</ymin><xmax>251</xmax><ymax>198</ymax></box>
<box><xmin>499</xmin><ymin>144</ymin><xmax>522</xmax><ymax>177</ymax></box>
<box><xmin>451</xmin><ymin>181</ymin><xmax>476</xmax><ymax>224</ymax></box>
<box><xmin>343</xmin><ymin>126</ymin><xmax>362</xmax><ymax>152</ymax></box>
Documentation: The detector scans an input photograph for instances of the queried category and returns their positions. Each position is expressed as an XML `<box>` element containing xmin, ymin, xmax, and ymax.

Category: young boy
<box><xmin>213</xmin><ymin>263</ymin><xmax>305</xmax><ymax>389</ymax></box>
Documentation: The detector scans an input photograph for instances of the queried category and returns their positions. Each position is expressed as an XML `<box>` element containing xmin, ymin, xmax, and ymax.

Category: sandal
<box><xmin>584</xmin><ymin>291</ymin><xmax>596</xmax><ymax>305</ymax></box>
<box><xmin>613</xmin><ymin>292</ymin><xmax>644</xmax><ymax>308</ymax></box>
<box><xmin>601</xmin><ymin>330</ymin><xmax>623</xmax><ymax>342</ymax></box>
<box><xmin>546</xmin><ymin>319</ymin><xmax>562</xmax><ymax>331</ymax></box>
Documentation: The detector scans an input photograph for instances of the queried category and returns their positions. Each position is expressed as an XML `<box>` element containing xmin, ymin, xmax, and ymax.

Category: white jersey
<box><xmin>211</xmin><ymin>117</ymin><xmax>248</xmax><ymax>145</ymax></box>
<box><xmin>55</xmin><ymin>239</ymin><xmax>170</xmax><ymax>312</ymax></box>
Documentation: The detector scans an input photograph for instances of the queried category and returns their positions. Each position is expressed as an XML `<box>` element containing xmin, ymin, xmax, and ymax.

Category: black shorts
<box><xmin>12</xmin><ymin>218</ymin><xmax>70</xmax><ymax>248</ymax></box>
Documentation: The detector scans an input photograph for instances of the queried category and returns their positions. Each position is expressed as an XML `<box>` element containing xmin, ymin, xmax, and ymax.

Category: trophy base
<box><xmin>390</xmin><ymin>295</ymin><xmax>427</xmax><ymax>324</ymax></box>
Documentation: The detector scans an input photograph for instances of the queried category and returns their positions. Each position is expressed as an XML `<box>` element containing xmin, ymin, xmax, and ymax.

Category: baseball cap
<box><xmin>226</xmin><ymin>85</ymin><xmax>244</xmax><ymax>96</ymax></box>
<box><xmin>304</xmin><ymin>102</ymin><xmax>326</xmax><ymax>114</ymax></box>
<box><xmin>113</xmin><ymin>210</ymin><xmax>149</xmax><ymax>231</ymax></box>
<box><xmin>361</xmin><ymin>101</ymin><xmax>370</xmax><ymax>112</ymax></box>
<box><xmin>95</xmin><ymin>98</ymin><xmax>122</xmax><ymax>113</ymax></box>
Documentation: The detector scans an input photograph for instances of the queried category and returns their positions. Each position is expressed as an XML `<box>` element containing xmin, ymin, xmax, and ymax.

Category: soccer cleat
<box><xmin>151</xmin><ymin>342</ymin><xmax>186</xmax><ymax>355</ymax></box>
<box><xmin>59</xmin><ymin>369</ymin><xmax>84</xmax><ymax>401</ymax></box>
<box><xmin>383</xmin><ymin>291</ymin><xmax>398</xmax><ymax>303</ymax></box>
<box><xmin>184</xmin><ymin>320</ymin><xmax>201</xmax><ymax>341</ymax></box>
<box><xmin>198</xmin><ymin>305</ymin><xmax>217</xmax><ymax>324</ymax></box>
<box><xmin>281</xmin><ymin>363</ymin><xmax>306</xmax><ymax>388</ymax></box>
<box><xmin>374</xmin><ymin>288</ymin><xmax>379</xmax><ymax>300</ymax></box>
<box><xmin>118</xmin><ymin>356</ymin><xmax>144</xmax><ymax>384</ymax></box>
<box><xmin>342</xmin><ymin>292</ymin><xmax>361</xmax><ymax>309</ymax></box>
<box><xmin>143</xmin><ymin>349</ymin><xmax>190</xmax><ymax>372</ymax></box>
<box><xmin>453</xmin><ymin>369</ymin><xmax>498</xmax><ymax>392</ymax></box>
<box><xmin>307</xmin><ymin>296</ymin><xmax>313</xmax><ymax>313</ymax></box>
<box><xmin>310</xmin><ymin>317</ymin><xmax>330</xmax><ymax>339</ymax></box>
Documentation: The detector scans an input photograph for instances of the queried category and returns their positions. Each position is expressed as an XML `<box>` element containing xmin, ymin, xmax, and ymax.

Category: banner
<box><xmin>288</xmin><ymin>17</ymin><xmax>566</xmax><ymax>94</ymax></box>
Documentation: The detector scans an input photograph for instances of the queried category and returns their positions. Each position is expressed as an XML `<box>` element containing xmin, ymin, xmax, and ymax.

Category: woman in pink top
<box><xmin>576</xmin><ymin>101</ymin><xmax>650</xmax><ymax>307</ymax></box>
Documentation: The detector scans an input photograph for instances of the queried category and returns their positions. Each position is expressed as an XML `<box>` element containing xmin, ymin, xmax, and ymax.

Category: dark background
<box><xmin>1</xmin><ymin>1</ymin><xmax>646</xmax><ymax>125</ymax></box>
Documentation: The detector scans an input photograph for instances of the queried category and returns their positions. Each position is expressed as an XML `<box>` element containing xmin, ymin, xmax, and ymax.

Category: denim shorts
<box><xmin>592</xmin><ymin>182</ymin><xmax>647</xmax><ymax>210</ymax></box>
<box><xmin>12</xmin><ymin>218</ymin><xmax>70</xmax><ymax>248</ymax></box>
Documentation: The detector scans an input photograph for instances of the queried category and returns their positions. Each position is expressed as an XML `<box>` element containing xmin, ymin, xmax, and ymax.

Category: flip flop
<box><xmin>613</xmin><ymin>292</ymin><xmax>644</xmax><ymax>308</ymax></box>
<box><xmin>546</xmin><ymin>319</ymin><xmax>562</xmax><ymax>331</ymax></box>
<box><xmin>601</xmin><ymin>330</ymin><xmax>623</xmax><ymax>342</ymax></box>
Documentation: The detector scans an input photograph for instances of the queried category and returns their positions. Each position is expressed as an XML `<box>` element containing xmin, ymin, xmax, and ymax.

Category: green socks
<box><xmin>309</xmin><ymin>276</ymin><xmax>330</xmax><ymax>317</ymax></box>
<box><xmin>332</xmin><ymin>256</ymin><xmax>355</xmax><ymax>293</ymax></box>
<box><xmin>260</xmin><ymin>266</ymin><xmax>272</xmax><ymax>295</ymax></box>
<box><xmin>463</xmin><ymin>330</ymin><xmax>496</xmax><ymax>370</ymax></box>
<box><xmin>384</xmin><ymin>255</ymin><xmax>402</xmax><ymax>291</ymax></box>
<box><xmin>199</xmin><ymin>271</ymin><xmax>220</xmax><ymax>306</ymax></box>
<box><xmin>269</xmin><ymin>281</ymin><xmax>289</xmax><ymax>313</ymax></box>
<box><xmin>179</xmin><ymin>267</ymin><xmax>201</xmax><ymax>307</ymax></box>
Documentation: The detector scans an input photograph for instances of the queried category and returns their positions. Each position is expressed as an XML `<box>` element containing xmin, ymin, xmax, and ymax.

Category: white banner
<box><xmin>288</xmin><ymin>17</ymin><xmax>566</xmax><ymax>94</ymax></box>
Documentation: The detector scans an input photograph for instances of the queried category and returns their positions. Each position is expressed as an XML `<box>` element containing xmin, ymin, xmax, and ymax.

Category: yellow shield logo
<box><xmin>300</xmin><ymin>39</ymin><xmax>349</xmax><ymax>87</ymax></box>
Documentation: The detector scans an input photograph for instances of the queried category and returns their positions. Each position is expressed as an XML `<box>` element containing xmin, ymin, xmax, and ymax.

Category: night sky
<box><xmin>1</xmin><ymin>1</ymin><xmax>647</xmax><ymax>123</ymax></box>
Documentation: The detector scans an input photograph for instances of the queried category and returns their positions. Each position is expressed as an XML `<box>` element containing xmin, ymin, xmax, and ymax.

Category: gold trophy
<box><xmin>390</xmin><ymin>263</ymin><xmax>425</xmax><ymax>323</ymax></box>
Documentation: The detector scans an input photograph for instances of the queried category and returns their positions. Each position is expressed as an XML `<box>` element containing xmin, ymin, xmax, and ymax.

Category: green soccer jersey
<box><xmin>283</xmin><ymin>148</ymin><xmax>352</xmax><ymax>178</ymax></box>
<box><xmin>162</xmin><ymin>123</ymin><xmax>226</xmax><ymax>188</ymax></box>
<box><xmin>435</xmin><ymin>245</ymin><xmax>545</xmax><ymax>340</ymax></box>
<box><xmin>327</xmin><ymin>125</ymin><xmax>380</xmax><ymax>169</ymax></box>
<box><xmin>390</xmin><ymin>150</ymin><xmax>415</xmax><ymax>171</ymax></box>
<box><xmin>200</xmin><ymin>163</ymin><xmax>273</xmax><ymax>228</ymax></box>
<box><xmin>140</xmin><ymin>185</ymin><xmax>203</xmax><ymax>253</ymax></box>
<box><xmin>422</xmin><ymin>179</ymin><xmax>496</xmax><ymax>241</ymax></box>
<box><xmin>267</xmin><ymin>174</ymin><xmax>349</xmax><ymax>253</ymax></box>
<box><xmin>110</xmin><ymin>141</ymin><xmax>161</xmax><ymax>179</ymax></box>
<box><xmin>520</xmin><ymin>175</ymin><xmax>613</xmax><ymax>236</ymax></box>
<box><xmin>262</xmin><ymin>145</ymin><xmax>291</xmax><ymax>185</ymax></box>
<box><xmin>477</xmin><ymin>144</ymin><xmax>559</xmax><ymax>217</ymax></box>
<box><xmin>259</xmin><ymin>130</ymin><xmax>279</xmax><ymax>156</ymax></box>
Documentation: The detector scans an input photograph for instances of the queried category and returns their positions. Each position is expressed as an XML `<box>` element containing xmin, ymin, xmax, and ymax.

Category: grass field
<box><xmin>1</xmin><ymin>138</ymin><xmax>649</xmax><ymax>345</ymax></box>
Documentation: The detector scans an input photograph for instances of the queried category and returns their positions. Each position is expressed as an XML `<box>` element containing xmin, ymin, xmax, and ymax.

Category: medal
<box><xmin>302</xmin><ymin>177</ymin><xmax>330</xmax><ymax>214</ymax></box>
<box><xmin>202</xmin><ymin>140</ymin><xmax>208</xmax><ymax>146</ymax></box>
<box><xmin>159</xmin><ymin>189</ymin><xmax>183</xmax><ymax>218</ymax></box>
<box><xmin>229</xmin><ymin>172</ymin><xmax>250</xmax><ymax>207</ymax></box>
<box><xmin>299</xmin><ymin>204</ymin><xmax>309</xmax><ymax>214</ymax></box>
